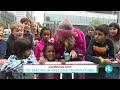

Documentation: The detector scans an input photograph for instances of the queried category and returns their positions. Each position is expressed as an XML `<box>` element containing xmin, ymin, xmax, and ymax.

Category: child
<box><xmin>20</xmin><ymin>17</ymin><xmax>33</xmax><ymax>44</ymax></box>
<box><xmin>85</xmin><ymin>26</ymin><xmax>95</xmax><ymax>49</ymax></box>
<box><xmin>37</xmin><ymin>42</ymin><xmax>60</xmax><ymax>79</ymax></box>
<box><xmin>34</xmin><ymin>27</ymin><xmax>52</xmax><ymax>61</ymax></box>
<box><xmin>0</xmin><ymin>23</ymin><xmax>6</xmax><ymax>59</ymax></box>
<box><xmin>0</xmin><ymin>23</ymin><xmax>7</xmax><ymax>79</ymax></box>
<box><xmin>54</xmin><ymin>18</ymin><xmax>86</xmax><ymax>79</ymax></box>
<box><xmin>116</xmin><ymin>48</ymin><xmax>120</xmax><ymax>63</ymax></box>
<box><xmin>5</xmin><ymin>22</ymin><xmax>24</xmax><ymax>59</ymax></box>
<box><xmin>109</xmin><ymin>22</ymin><xmax>120</xmax><ymax>54</ymax></box>
<box><xmin>106</xmin><ymin>23</ymin><xmax>120</xmax><ymax>79</ymax></box>
<box><xmin>31</xmin><ymin>21</ymin><xmax>41</xmax><ymax>46</ymax></box>
<box><xmin>1</xmin><ymin>38</ymin><xmax>38</xmax><ymax>79</ymax></box>
<box><xmin>85</xmin><ymin>24</ymin><xmax>114</xmax><ymax>79</ymax></box>
<box><xmin>85</xmin><ymin>26</ymin><xmax>95</xmax><ymax>78</ymax></box>
<box><xmin>106</xmin><ymin>22</ymin><xmax>120</xmax><ymax>79</ymax></box>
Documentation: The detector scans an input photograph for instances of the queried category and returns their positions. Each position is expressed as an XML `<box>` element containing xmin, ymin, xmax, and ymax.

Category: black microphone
<box><xmin>55</xmin><ymin>53</ymin><xmax>84</xmax><ymax>59</ymax></box>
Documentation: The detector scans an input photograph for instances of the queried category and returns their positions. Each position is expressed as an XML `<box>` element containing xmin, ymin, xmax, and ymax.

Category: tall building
<box><xmin>14</xmin><ymin>11</ymin><xmax>33</xmax><ymax>22</ymax></box>
<box><xmin>0</xmin><ymin>11</ymin><xmax>16</xmax><ymax>28</ymax></box>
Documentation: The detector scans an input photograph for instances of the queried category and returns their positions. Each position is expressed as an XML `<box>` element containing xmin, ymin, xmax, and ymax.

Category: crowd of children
<box><xmin>0</xmin><ymin>17</ymin><xmax>120</xmax><ymax>79</ymax></box>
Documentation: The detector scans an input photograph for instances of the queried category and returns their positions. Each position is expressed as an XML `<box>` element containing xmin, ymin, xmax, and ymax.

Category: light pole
<box><xmin>55</xmin><ymin>18</ymin><xmax>58</xmax><ymax>29</ymax></box>
<box><xmin>116</xmin><ymin>11</ymin><xmax>119</xmax><ymax>24</ymax></box>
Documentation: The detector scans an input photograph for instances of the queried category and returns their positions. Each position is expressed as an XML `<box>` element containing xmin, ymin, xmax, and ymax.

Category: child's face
<box><xmin>45</xmin><ymin>46</ymin><xmax>56</xmax><ymax>61</ymax></box>
<box><xmin>22</xmin><ymin>21</ymin><xmax>31</xmax><ymax>32</ymax></box>
<box><xmin>88</xmin><ymin>28</ymin><xmax>94</xmax><ymax>37</ymax></box>
<box><xmin>117</xmin><ymin>50</ymin><xmax>120</xmax><ymax>59</ymax></box>
<box><xmin>41</xmin><ymin>30</ymin><xmax>50</xmax><ymax>41</ymax></box>
<box><xmin>31</xmin><ymin>23</ymin><xmax>38</xmax><ymax>31</ymax></box>
<box><xmin>94</xmin><ymin>30</ymin><xmax>106</xmax><ymax>44</ymax></box>
<box><xmin>0</xmin><ymin>26</ymin><xmax>4</xmax><ymax>39</ymax></box>
<box><xmin>12</xmin><ymin>27</ymin><xmax>24</xmax><ymax>39</ymax></box>
<box><xmin>109</xmin><ymin>27</ymin><xmax>118</xmax><ymax>37</ymax></box>
<box><xmin>23</xmin><ymin>49</ymin><xmax>32</xmax><ymax>58</ymax></box>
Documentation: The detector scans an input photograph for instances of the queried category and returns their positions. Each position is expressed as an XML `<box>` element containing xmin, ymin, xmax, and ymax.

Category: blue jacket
<box><xmin>24</xmin><ymin>31</ymin><xmax>33</xmax><ymax>43</ymax></box>
<box><xmin>5</xmin><ymin>33</ymin><xmax>34</xmax><ymax>59</ymax></box>
<box><xmin>0</xmin><ymin>39</ymin><xmax>7</xmax><ymax>59</ymax></box>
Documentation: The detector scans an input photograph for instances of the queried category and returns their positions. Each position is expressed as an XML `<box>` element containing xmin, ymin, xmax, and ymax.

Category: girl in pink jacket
<box><xmin>54</xmin><ymin>18</ymin><xmax>86</xmax><ymax>79</ymax></box>
<box><xmin>34</xmin><ymin>27</ymin><xmax>52</xmax><ymax>61</ymax></box>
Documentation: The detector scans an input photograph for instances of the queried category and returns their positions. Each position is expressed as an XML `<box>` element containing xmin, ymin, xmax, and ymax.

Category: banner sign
<box><xmin>23</xmin><ymin>65</ymin><xmax>98</xmax><ymax>73</ymax></box>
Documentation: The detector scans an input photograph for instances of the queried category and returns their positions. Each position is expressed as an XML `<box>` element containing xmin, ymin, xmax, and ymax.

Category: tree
<box><xmin>37</xmin><ymin>22</ymin><xmax>42</xmax><ymax>29</ymax></box>
<box><xmin>0</xmin><ymin>19</ymin><xmax>6</xmax><ymax>27</ymax></box>
<box><xmin>89</xmin><ymin>19</ymin><xmax>102</xmax><ymax>27</ymax></box>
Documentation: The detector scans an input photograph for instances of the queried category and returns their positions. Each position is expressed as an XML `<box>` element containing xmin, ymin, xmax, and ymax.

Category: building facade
<box><xmin>14</xmin><ymin>11</ymin><xmax>33</xmax><ymax>22</ymax></box>
<box><xmin>44</xmin><ymin>11</ymin><xmax>117</xmax><ymax>25</ymax></box>
<box><xmin>87</xmin><ymin>11</ymin><xmax>116</xmax><ymax>14</ymax></box>
<box><xmin>0</xmin><ymin>11</ymin><xmax>16</xmax><ymax>28</ymax></box>
<box><xmin>43</xmin><ymin>11</ymin><xmax>117</xmax><ymax>35</ymax></box>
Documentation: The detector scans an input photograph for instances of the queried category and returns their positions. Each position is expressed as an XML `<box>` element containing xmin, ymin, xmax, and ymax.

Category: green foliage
<box><xmin>37</xmin><ymin>22</ymin><xmax>42</xmax><ymax>28</ymax></box>
<box><xmin>89</xmin><ymin>19</ymin><xmax>102</xmax><ymax>27</ymax></box>
<box><xmin>0</xmin><ymin>19</ymin><xmax>6</xmax><ymax>26</ymax></box>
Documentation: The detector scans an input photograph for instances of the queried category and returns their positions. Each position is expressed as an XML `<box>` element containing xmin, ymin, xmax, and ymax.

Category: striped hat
<box><xmin>56</xmin><ymin>18</ymin><xmax>74</xmax><ymax>37</ymax></box>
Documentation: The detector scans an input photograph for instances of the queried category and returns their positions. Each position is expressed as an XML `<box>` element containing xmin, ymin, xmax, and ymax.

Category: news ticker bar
<box><xmin>23</xmin><ymin>65</ymin><xmax>98</xmax><ymax>73</ymax></box>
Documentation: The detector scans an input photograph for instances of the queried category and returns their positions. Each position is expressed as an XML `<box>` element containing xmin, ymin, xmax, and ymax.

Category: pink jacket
<box><xmin>34</xmin><ymin>39</ymin><xmax>54</xmax><ymax>61</ymax></box>
<box><xmin>54</xmin><ymin>27</ymin><xmax>86</xmax><ymax>61</ymax></box>
<box><xmin>34</xmin><ymin>39</ymin><xmax>48</xmax><ymax>60</ymax></box>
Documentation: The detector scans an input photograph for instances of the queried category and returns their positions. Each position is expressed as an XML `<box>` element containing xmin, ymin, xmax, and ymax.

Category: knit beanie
<box><xmin>87</xmin><ymin>26</ymin><xmax>95</xmax><ymax>31</ymax></box>
<box><xmin>56</xmin><ymin>18</ymin><xmax>74</xmax><ymax>36</ymax></box>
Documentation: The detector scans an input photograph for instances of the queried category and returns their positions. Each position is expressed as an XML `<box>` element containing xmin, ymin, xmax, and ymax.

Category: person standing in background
<box><xmin>106</xmin><ymin>22</ymin><xmax>120</xmax><ymax>79</ymax></box>
<box><xmin>31</xmin><ymin>21</ymin><xmax>41</xmax><ymax>46</ymax></box>
<box><xmin>85</xmin><ymin>26</ymin><xmax>95</xmax><ymax>49</ymax></box>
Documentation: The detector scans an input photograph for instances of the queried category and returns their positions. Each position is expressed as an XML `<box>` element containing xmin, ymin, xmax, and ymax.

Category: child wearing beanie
<box><xmin>85</xmin><ymin>25</ymin><xmax>95</xmax><ymax>49</ymax></box>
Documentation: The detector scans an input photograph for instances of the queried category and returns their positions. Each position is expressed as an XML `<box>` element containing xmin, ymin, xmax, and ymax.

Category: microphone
<box><xmin>55</xmin><ymin>53</ymin><xmax>84</xmax><ymax>60</ymax></box>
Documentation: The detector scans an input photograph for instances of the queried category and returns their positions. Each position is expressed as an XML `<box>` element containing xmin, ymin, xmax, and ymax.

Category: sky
<box><xmin>9</xmin><ymin>11</ymin><xmax>45</xmax><ymax>25</ymax></box>
<box><xmin>33</xmin><ymin>11</ymin><xmax>45</xmax><ymax>25</ymax></box>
